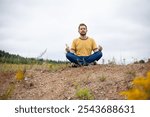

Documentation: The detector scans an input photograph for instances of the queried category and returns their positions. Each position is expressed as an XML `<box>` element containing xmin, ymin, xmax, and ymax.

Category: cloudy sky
<box><xmin>0</xmin><ymin>0</ymin><xmax>150</xmax><ymax>64</ymax></box>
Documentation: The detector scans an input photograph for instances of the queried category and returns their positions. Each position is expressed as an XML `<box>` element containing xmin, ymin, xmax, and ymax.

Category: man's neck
<box><xmin>79</xmin><ymin>35</ymin><xmax>88</xmax><ymax>40</ymax></box>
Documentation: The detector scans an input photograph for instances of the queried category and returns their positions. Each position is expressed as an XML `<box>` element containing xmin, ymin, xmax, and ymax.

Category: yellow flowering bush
<box><xmin>15</xmin><ymin>70</ymin><xmax>25</xmax><ymax>81</ymax></box>
<box><xmin>120</xmin><ymin>71</ymin><xmax>150</xmax><ymax>100</ymax></box>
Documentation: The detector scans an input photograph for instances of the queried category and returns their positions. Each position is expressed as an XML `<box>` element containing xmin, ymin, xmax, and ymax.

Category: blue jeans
<box><xmin>66</xmin><ymin>51</ymin><xmax>103</xmax><ymax>65</ymax></box>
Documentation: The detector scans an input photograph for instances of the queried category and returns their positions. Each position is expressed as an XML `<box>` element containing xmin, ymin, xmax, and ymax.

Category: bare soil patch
<box><xmin>1</xmin><ymin>63</ymin><xmax>150</xmax><ymax>100</ymax></box>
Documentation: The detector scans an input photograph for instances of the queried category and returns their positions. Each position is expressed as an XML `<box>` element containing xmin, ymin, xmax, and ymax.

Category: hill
<box><xmin>1</xmin><ymin>63</ymin><xmax>149</xmax><ymax>100</ymax></box>
<box><xmin>0</xmin><ymin>50</ymin><xmax>67</xmax><ymax>64</ymax></box>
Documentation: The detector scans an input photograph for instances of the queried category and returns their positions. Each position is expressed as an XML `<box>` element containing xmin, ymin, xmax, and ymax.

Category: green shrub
<box><xmin>76</xmin><ymin>88</ymin><xmax>94</xmax><ymax>100</ymax></box>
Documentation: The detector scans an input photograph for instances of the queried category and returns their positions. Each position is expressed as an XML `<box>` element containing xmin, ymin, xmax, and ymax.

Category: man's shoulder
<box><xmin>72</xmin><ymin>37</ymin><xmax>80</xmax><ymax>42</ymax></box>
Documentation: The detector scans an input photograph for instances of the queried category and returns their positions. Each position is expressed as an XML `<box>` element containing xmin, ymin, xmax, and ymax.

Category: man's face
<box><xmin>78</xmin><ymin>25</ymin><xmax>87</xmax><ymax>36</ymax></box>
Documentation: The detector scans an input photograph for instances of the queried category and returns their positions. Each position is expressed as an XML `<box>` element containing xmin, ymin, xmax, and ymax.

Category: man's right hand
<box><xmin>65</xmin><ymin>44</ymin><xmax>70</xmax><ymax>52</ymax></box>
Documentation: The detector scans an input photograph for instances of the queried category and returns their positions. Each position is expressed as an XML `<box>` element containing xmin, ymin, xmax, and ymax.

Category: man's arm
<box><xmin>93</xmin><ymin>45</ymin><xmax>103</xmax><ymax>52</ymax></box>
<box><xmin>65</xmin><ymin>44</ymin><xmax>75</xmax><ymax>53</ymax></box>
<box><xmin>70</xmin><ymin>49</ymin><xmax>75</xmax><ymax>53</ymax></box>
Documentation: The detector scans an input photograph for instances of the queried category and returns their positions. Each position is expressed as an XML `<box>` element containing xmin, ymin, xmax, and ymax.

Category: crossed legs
<box><xmin>66</xmin><ymin>51</ymin><xmax>103</xmax><ymax>65</ymax></box>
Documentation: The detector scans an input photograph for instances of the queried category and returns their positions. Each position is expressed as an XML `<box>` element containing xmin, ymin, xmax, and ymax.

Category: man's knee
<box><xmin>66</xmin><ymin>52</ymin><xmax>74</xmax><ymax>59</ymax></box>
<box><xmin>94</xmin><ymin>51</ymin><xmax>103</xmax><ymax>61</ymax></box>
<box><xmin>66</xmin><ymin>52</ymin><xmax>71</xmax><ymax>59</ymax></box>
<box><xmin>95</xmin><ymin>51</ymin><xmax>103</xmax><ymax>58</ymax></box>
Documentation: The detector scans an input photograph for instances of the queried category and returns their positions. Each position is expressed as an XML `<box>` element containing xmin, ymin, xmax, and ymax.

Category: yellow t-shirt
<box><xmin>71</xmin><ymin>37</ymin><xmax>97</xmax><ymax>56</ymax></box>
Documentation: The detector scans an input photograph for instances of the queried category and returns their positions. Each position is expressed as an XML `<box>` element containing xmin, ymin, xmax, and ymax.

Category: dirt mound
<box><xmin>6</xmin><ymin>63</ymin><xmax>148</xmax><ymax>100</ymax></box>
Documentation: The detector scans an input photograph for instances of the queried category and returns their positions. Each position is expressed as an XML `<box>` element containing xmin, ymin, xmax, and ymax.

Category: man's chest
<box><xmin>75</xmin><ymin>40</ymin><xmax>92</xmax><ymax>50</ymax></box>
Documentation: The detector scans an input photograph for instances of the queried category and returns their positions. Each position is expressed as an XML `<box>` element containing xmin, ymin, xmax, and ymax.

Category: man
<box><xmin>66</xmin><ymin>23</ymin><xmax>103</xmax><ymax>67</ymax></box>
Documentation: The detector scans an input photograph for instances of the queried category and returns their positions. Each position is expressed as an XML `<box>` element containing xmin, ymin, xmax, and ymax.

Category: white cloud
<box><xmin>0</xmin><ymin>0</ymin><xmax>150</xmax><ymax>63</ymax></box>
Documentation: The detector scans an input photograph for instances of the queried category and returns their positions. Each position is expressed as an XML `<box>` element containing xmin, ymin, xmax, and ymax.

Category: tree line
<box><xmin>0</xmin><ymin>50</ymin><xmax>67</xmax><ymax>64</ymax></box>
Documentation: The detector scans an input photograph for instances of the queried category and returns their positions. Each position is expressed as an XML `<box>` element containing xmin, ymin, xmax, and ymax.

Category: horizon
<box><xmin>0</xmin><ymin>49</ymin><xmax>149</xmax><ymax>65</ymax></box>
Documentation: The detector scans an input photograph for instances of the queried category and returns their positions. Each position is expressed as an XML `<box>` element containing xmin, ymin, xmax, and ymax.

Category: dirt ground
<box><xmin>0</xmin><ymin>63</ymin><xmax>150</xmax><ymax>100</ymax></box>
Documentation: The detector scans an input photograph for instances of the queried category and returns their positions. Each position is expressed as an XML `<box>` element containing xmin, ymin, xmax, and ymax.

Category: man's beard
<box><xmin>80</xmin><ymin>31</ymin><xmax>86</xmax><ymax>36</ymax></box>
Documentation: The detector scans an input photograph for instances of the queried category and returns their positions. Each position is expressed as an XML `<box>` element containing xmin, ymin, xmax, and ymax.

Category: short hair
<box><xmin>78</xmin><ymin>23</ymin><xmax>87</xmax><ymax>30</ymax></box>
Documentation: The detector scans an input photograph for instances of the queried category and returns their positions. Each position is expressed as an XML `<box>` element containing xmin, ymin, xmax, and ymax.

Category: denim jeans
<box><xmin>66</xmin><ymin>51</ymin><xmax>103</xmax><ymax>65</ymax></box>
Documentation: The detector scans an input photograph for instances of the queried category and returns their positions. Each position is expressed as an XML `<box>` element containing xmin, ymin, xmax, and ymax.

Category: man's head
<box><xmin>78</xmin><ymin>23</ymin><xmax>87</xmax><ymax>36</ymax></box>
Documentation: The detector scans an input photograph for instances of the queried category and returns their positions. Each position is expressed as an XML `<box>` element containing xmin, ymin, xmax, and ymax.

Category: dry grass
<box><xmin>99</xmin><ymin>74</ymin><xmax>107</xmax><ymax>82</ymax></box>
<box><xmin>0</xmin><ymin>63</ymin><xmax>67</xmax><ymax>99</ymax></box>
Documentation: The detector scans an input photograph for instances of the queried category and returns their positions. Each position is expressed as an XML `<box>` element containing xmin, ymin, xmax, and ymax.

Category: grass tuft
<box><xmin>76</xmin><ymin>88</ymin><xmax>94</xmax><ymax>100</ymax></box>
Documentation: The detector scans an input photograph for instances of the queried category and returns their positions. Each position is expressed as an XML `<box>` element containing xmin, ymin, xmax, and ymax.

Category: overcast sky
<box><xmin>0</xmin><ymin>0</ymin><xmax>150</xmax><ymax>64</ymax></box>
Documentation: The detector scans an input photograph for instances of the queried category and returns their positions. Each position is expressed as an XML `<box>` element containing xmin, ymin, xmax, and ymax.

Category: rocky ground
<box><xmin>0</xmin><ymin>63</ymin><xmax>150</xmax><ymax>100</ymax></box>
